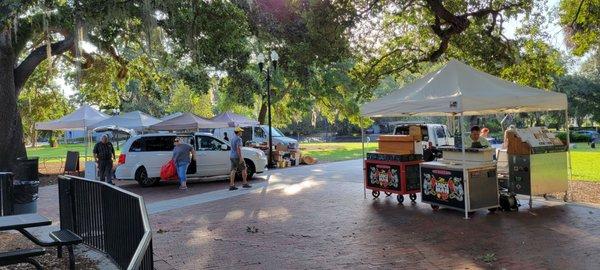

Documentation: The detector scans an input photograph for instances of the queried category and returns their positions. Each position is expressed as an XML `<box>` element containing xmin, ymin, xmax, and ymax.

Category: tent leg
<box><xmin>565</xmin><ymin>109</ymin><xmax>572</xmax><ymax>199</ymax></box>
<box><xmin>361</xmin><ymin>125</ymin><xmax>366</xmax><ymax>199</ymax></box>
<box><xmin>459</xmin><ymin>114</ymin><xmax>470</xmax><ymax>220</ymax></box>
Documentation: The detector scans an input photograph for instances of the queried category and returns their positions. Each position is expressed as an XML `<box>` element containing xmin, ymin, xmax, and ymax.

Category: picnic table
<box><xmin>0</xmin><ymin>213</ymin><xmax>51</xmax><ymax>269</ymax></box>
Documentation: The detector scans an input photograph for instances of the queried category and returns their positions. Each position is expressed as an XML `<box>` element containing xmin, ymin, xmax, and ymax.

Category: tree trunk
<box><xmin>0</xmin><ymin>28</ymin><xmax>27</xmax><ymax>172</ymax></box>
<box><xmin>258</xmin><ymin>101</ymin><xmax>267</xmax><ymax>125</ymax></box>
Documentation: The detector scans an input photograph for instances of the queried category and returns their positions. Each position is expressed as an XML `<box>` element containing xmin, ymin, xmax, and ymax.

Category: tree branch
<box><xmin>14</xmin><ymin>35</ymin><xmax>74</xmax><ymax>94</ymax></box>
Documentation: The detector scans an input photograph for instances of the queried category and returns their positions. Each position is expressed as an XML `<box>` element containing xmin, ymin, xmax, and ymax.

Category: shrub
<box><xmin>556</xmin><ymin>132</ymin><xmax>591</xmax><ymax>143</ymax></box>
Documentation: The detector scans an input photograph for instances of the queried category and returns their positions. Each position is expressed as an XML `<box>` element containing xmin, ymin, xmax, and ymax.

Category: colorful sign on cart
<box><xmin>421</xmin><ymin>167</ymin><xmax>465</xmax><ymax>209</ymax></box>
<box><xmin>366</xmin><ymin>163</ymin><xmax>401</xmax><ymax>191</ymax></box>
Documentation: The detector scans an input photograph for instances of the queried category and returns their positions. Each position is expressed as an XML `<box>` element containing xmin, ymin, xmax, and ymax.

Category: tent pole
<box><xmin>361</xmin><ymin>123</ymin><xmax>366</xmax><ymax>199</ymax></box>
<box><xmin>459</xmin><ymin>114</ymin><xmax>469</xmax><ymax>220</ymax></box>
<box><xmin>565</xmin><ymin>109</ymin><xmax>572</xmax><ymax>199</ymax></box>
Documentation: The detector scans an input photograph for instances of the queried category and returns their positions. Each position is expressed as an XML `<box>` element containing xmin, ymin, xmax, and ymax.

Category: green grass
<box><xmin>301</xmin><ymin>142</ymin><xmax>377</xmax><ymax>163</ymax></box>
<box><xmin>27</xmin><ymin>143</ymin><xmax>121</xmax><ymax>162</ymax></box>
<box><xmin>570</xmin><ymin>143</ymin><xmax>600</xmax><ymax>182</ymax></box>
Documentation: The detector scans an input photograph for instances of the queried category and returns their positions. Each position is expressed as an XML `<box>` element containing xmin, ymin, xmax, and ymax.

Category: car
<box><xmin>115</xmin><ymin>132</ymin><xmax>268</xmax><ymax>187</ymax></box>
<box><xmin>574</xmin><ymin>130</ymin><xmax>600</xmax><ymax>140</ymax></box>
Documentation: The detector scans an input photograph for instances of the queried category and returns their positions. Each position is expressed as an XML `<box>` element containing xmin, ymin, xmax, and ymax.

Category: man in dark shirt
<box><xmin>93</xmin><ymin>134</ymin><xmax>115</xmax><ymax>184</ymax></box>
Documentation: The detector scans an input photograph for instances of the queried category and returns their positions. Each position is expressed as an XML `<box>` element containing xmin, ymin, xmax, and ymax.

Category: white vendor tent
<box><xmin>87</xmin><ymin>111</ymin><xmax>161</xmax><ymax>131</ymax></box>
<box><xmin>359</xmin><ymin>59</ymin><xmax>570</xmax><ymax>219</ymax></box>
<box><xmin>211</xmin><ymin>111</ymin><xmax>259</xmax><ymax>127</ymax></box>
<box><xmin>35</xmin><ymin>105</ymin><xmax>109</xmax><ymax>130</ymax></box>
<box><xmin>149</xmin><ymin>113</ymin><xmax>228</xmax><ymax>131</ymax></box>
<box><xmin>360</xmin><ymin>60</ymin><xmax>567</xmax><ymax>117</ymax></box>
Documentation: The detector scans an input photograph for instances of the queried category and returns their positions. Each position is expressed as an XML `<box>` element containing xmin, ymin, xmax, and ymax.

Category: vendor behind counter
<box><xmin>464</xmin><ymin>125</ymin><xmax>490</xmax><ymax>148</ymax></box>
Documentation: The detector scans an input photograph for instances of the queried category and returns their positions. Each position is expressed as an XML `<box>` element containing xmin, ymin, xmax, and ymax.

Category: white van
<box><xmin>213</xmin><ymin>125</ymin><xmax>299</xmax><ymax>150</ymax></box>
<box><xmin>115</xmin><ymin>133</ymin><xmax>268</xmax><ymax>187</ymax></box>
<box><xmin>392</xmin><ymin>123</ymin><xmax>454</xmax><ymax>147</ymax></box>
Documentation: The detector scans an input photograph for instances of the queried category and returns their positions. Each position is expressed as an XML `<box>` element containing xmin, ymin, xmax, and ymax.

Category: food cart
<box><xmin>360</xmin><ymin>60</ymin><xmax>570</xmax><ymax>219</ymax></box>
<box><xmin>421</xmin><ymin>147</ymin><xmax>499</xmax><ymax>212</ymax></box>
<box><xmin>505</xmin><ymin>127</ymin><xmax>569</xmax><ymax>207</ymax></box>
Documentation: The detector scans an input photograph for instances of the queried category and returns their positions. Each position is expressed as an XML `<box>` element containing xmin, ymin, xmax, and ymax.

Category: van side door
<box><xmin>143</xmin><ymin>136</ymin><xmax>176</xmax><ymax>178</ymax></box>
<box><xmin>195</xmin><ymin>135</ymin><xmax>230</xmax><ymax>176</ymax></box>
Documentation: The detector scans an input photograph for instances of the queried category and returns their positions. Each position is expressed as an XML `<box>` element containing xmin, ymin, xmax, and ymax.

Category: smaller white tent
<box><xmin>35</xmin><ymin>105</ymin><xmax>109</xmax><ymax>130</ymax></box>
<box><xmin>360</xmin><ymin>60</ymin><xmax>568</xmax><ymax>117</ymax></box>
<box><xmin>211</xmin><ymin>111</ymin><xmax>259</xmax><ymax>127</ymax></box>
<box><xmin>87</xmin><ymin>111</ymin><xmax>161</xmax><ymax>131</ymax></box>
<box><xmin>149</xmin><ymin>113</ymin><xmax>228</xmax><ymax>131</ymax></box>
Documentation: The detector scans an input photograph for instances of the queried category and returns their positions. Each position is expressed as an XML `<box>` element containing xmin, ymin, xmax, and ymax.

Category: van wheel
<box><xmin>237</xmin><ymin>159</ymin><xmax>255</xmax><ymax>181</ymax></box>
<box><xmin>135</xmin><ymin>167</ymin><xmax>158</xmax><ymax>187</ymax></box>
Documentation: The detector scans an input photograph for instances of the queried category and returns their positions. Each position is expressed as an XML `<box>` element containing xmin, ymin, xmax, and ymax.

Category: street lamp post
<box><xmin>257</xmin><ymin>50</ymin><xmax>279</xmax><ymax>168</ymax></box>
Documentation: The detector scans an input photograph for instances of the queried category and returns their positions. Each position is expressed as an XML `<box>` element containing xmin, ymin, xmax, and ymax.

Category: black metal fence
<box><xmin>0</xmin><ymin>173</ymin><xmax>14</xmax><ymax>216</ymax></box>
<box><xmin>58</xmin><ymin>175</ymin><xmax>153</xmax><ymax>269</ymax></box>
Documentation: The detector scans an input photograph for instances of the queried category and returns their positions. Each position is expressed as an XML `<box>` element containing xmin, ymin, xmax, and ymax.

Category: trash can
<box><xmin>13</xmin><ymin>157</ymin><xmax>40</xmax><ymax>214</ymax></box>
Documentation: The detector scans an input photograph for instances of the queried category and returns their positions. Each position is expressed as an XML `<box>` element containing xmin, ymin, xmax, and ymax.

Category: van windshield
<box><xmin>266</xmin><ymin>127</ymin><xmax>284</xmax><ymax>137</ymax></box>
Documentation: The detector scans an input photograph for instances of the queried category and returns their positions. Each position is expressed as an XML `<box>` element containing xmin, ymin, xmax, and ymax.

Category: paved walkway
<box><xmin>36</xmin><ymin>160</ymin><xmax>600</xmax><ymax>269</ymax></box>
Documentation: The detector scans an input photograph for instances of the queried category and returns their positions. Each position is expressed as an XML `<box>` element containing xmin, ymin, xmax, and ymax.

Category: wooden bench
<box><xmin>0</xmin><ymin>248</ymin><xmax>46</xmax><ymax>270</ymax></box>
<box><xmin>18</xmin><ymin>228</ymin><xmax>83</xmax><ymax>270</ymax></box>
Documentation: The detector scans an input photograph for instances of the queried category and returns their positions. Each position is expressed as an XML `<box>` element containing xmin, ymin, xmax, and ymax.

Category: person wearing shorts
<box><xmin>229</xmin><ymin>127</ymin><xmax>251</xmax><ymax>190</ymax></box>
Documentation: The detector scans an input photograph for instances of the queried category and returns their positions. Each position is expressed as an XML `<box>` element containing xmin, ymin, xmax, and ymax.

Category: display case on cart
<box><xmin>420</xmin><ymin>161</ymin><xmax>499</xmax><ymax>212</ymax></box>
<box><xmin>364</xmin><ymin>152</ymin><xmax>422</xmax><ymax>203</ymax></box>
<box><xmin>506</xmin><ymin>127</ymin><xmax>569</xmax><ymax>207</ymax></box>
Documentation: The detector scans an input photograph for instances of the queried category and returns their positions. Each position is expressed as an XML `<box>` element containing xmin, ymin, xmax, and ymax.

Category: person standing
<box><xmin>172</xmin><ymin>138</ymin><xmax>196</xmax><ymax>190</ymax></box>
<box><xmin>223</xmin><ymin>132</ymin><xmax>230</xmax><ymax>142</ymax></box>
<box><xmin>93</xmin><ymin>134</ymin><xmax>115</xmax><ymax>184</ymax></box>
<box><xmin>229</xmin><ymin>127</ymin><xmax>251</xmax><ymax>190</ymax></box>
<box><xmin>464</xmin><ymin>125</ymin><xmax>491</xmax><ymax>148</ymax></box>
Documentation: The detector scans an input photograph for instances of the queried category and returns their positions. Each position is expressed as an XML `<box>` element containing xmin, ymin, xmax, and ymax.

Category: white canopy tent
<box><xmin>86</xmin><ymin>111</ymin><xmax>161</xmax><ymax>132</ymax></box>
<box><xmin>359</xmin><ymin>60</ymin><xmax>570</xmax><ymax>219</ymax></box>
<box><xmin>35</xmin><ymin>105</ymin><xmax>110</xmax><ymax>158</ymax></box>
<box><xmin>211</xmin><ymin>111</ymin><xmax>259</xmax><ymax>127</ymax></box>
<box><xmin>149</xmin><ymin>113</ymin><xmax>228</xmax><ymax>131</ymax></box>
<box><xmin>361</xmin><ymin>60</ymin><xmax>567</xmax><ymax>117</ymax></box>
<box><xmin>35</xmin><ymin>105</ymin><xmax>109</xmax><ymax>131</ymax></box>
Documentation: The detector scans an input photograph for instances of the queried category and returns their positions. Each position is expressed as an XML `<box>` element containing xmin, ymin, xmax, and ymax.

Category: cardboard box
<box><xmin>378</xmin><ymin>141</ymin><xmax>415</xmax><ymax>154</ymax></box>
<box><xmin>409</xmin><ymin>126</ymin><xmax>422</xmax><ymax>140</ymax></box>
<box><xmin>378</xmin><ymin>135</ymin><xmax>415</xmax><ymax>142</ymax></box>
<box><xmin>276</xmin><ymin>143</ymin><xmax>288</xmax><ymax>152</ymax></box>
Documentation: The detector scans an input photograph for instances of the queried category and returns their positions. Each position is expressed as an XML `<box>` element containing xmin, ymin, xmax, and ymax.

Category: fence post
<box><xmin>0</xmin><ymin>173</ymin><xmax>14</xmax><ymax>216</ymax></box>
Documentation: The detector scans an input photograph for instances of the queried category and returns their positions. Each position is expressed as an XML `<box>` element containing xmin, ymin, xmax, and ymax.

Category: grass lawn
<box><xmin>301</xmin><ymin>142</ymin><xmax>377</xmax><ymax>163</ymax></box>
<box><xmin>27</xmin><ymin>143</ymin><xmax>121</xmax><ymax>162</ymax></box>
<box><xmin>570</xmin><ymin>143</ymin><xmax>600</xmax><ymax>182</ymax></box>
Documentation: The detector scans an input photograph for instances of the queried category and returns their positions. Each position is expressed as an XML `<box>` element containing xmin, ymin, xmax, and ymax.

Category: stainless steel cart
<box><xmin>421</xmin><ymin>161</ymin><xmax>499</xmax><ymax>216</ymax></box>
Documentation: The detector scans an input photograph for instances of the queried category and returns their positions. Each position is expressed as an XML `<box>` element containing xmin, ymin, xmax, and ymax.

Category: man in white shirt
<box><xmin>464</xmin><ymin>125</ymin><xmax>490</xmax><ymax>148</ymax></box>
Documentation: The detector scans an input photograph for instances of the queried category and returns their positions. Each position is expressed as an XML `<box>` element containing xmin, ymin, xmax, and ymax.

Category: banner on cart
<box><xmin>366</xmin><ymin>163</ymin><xmax>401</xmax><ymax>191</ymax></box>
<box><xmin>421</xmin><ymin>167</ymin><xmax>465</xmax><ymax>209</ymax></box>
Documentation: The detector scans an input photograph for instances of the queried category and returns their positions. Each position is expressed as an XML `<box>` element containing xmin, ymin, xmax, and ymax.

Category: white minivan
<box><xmin>115</xmin><ymin>133</ymin><xmax>268</xmax><ymax>187</ymax></box>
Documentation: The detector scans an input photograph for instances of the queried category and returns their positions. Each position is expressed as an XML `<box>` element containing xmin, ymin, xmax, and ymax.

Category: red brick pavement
<box><xmin>149</xmin><ymin>179</ymin><xmax>600</xmax><ymax>269</ymax></box>
<box><xmin>33</xmin><ymin>161</ymin><xmax>600</xmax><ymax>269</ymax></box>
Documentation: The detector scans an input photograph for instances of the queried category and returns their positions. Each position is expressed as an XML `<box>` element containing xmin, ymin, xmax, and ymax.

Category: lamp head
<box><xmin>257</xmin><ymin>53</ymin><xmax>265</xmax><ymax>72</ymax></box>
<box><xmin>270</xmin><ymin>50</ymin><xmax>278</xmax><ymax>71</ymax></box>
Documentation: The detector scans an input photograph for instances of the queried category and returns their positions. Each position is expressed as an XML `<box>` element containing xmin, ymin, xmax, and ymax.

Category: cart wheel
<box><xmin>431</xmin><ymin>205</ymin><xmax>439</xmax><ymax>210</ymax></box>
<box><xmin>385</xmin><ymin>192</ymin><xmax>392</xmax><ymax>197</ymax></box>
<box><xmin>543</xmin><ymin>193</ymin><xmax>548</xmax><ymax>200</ymax></box>
<box><xmin>409</xmin><ymin>193</ymin><xmax>417</xmax><ymax>202</ymax></box>
<box><xmin>372</xmin><ymin>190</ymin><xmax>380</xmax><ymax>198</ymax></box>
<box><xmin>396</xmin><ymin>195</ymin><xmax>404</xmax><ymax>203</ymax></box>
